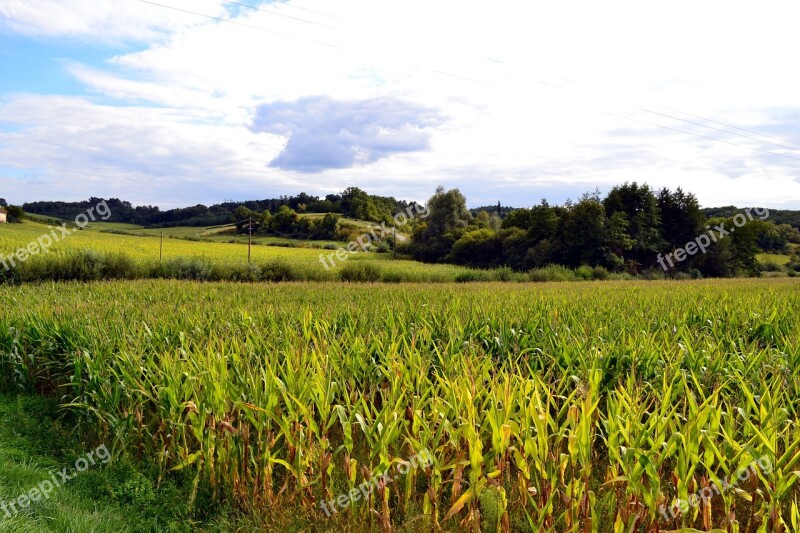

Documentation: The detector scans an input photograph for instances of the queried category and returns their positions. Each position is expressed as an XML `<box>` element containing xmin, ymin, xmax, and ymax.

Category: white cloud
<box><xmin>0</xmin><ymin>0</ymin><xmax>229</xmax><ymax>42</ymax></box>
<box><xmin>1</xmin><ymin>0</ymin><xmax>800</xmax><ymax>207</ymax></box>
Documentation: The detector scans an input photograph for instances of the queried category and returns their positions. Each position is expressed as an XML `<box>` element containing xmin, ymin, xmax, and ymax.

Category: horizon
<box><xmin>13</xmin><ymin>188</ymin><xmax>798</xmax><ymax>214</ymax></box>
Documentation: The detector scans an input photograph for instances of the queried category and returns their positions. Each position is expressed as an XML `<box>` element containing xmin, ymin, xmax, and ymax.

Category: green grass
<box><xmin>0</xmin><ymin>395</ymin><xmax>238</xmax><ymax>532</ymax></box>
<box><xmin>757</xmin><ymin>252</ymin><xmax>791</xmax><ymax>265</ymax></box>
<box><xmin>0</xmin><ymin>220</ymin><xmax>504</xmax><ymax>282</ymax></box>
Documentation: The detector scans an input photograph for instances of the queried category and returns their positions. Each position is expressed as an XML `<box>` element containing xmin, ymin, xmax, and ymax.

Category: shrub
<box><xmin>259</xmin><ymin>260</ymin><xmax>296</xmax><ymax>282</ymax></box>
<box><xmin>528</xmin><ymin>265</ymin><xmax>578</xmax><ymax>283</ymax></box>
<box><xmin>4</xmin><ymin>205</ymin><xmax>24</xmax><ymax>223</ymax></box>
<box><xmin>576</xmin><ymin>265</ymin><xmax>594</xmax><ymax>280</ymax></box>
<box><xmin>761</xmin><ymin>261</ymin><xmax>783</xmax><ymax>272</ymax></box>
<box><xmin>154</xmin><ymin>257</ymin><xmax>215</xmax><ymax>281</ymax></box>
<box><xmin>380</xmin><ymin>271</ymin><xmax>405</xmax><ymax>283</ymax></box>
<box><xmin>339</xmin><ymin>262</ymin><xmax>381</xmax><ymax>282</ymax></box>
<box><xmin>225</xmin><ymin>263</ymin><xmax>262</xmax><ymax>282</ymax></box>
<box><xmin>373</xmin><ymin>240</ymin><xmax>392</xmax><ymax>253</ymax></box>
<box><xmin>494</xmin><ymin>266</ymin><xmax>514</xmax><ymax>282</ymax></box>
<box><xmin>608</xmin><ymin>272</ymin><xmax>635</xmax><ymax>281</ymax></box>
<box><xmin>455</xmin><ymin>271</ymin><xmax>482</xmax><ymax>283</ymax></box>
<box><xmin>591</xmin><ymin>266</ymin><xmax>610</xmax><ymax>280</ymax></box>
<box><xmin>640</xmin><ymin>268</ymin><xmax>666</xmax><ymax>281</ymax></box>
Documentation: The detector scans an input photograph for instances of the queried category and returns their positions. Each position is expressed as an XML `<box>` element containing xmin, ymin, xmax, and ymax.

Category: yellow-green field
<box><xmin>0</xmin><ymin>220</ymin><xmax>478</xmax><ymax>281</ymax></box>
<box><xmin>757</xmin><ymin>253</ymin><xmax>791</xmax><ymax>265</ymax></box>
<box><xmin>0</xmin><ymin>220</ymin><xmax>323</xmax><ymax>264</ymax></box>
<box><xmin>2</xmin><ymin>278</ymin><xmax>799</xmax><ymax>531</ymax></box>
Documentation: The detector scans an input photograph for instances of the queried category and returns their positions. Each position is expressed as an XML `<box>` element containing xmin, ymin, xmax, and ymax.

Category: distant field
<box><xmin>0</xmin><ymin>220</ymin><xmax>483</xmax><ymax>281</ymax></box>
<box><xmin>0</xmin><ymin>220</ymin><xmax>322</xmax><ymax>265</ymax></box>
<box><xmin>757</xmin><ymin>253</ymin><xmax>791</xmax><ymax>265</ymax></box>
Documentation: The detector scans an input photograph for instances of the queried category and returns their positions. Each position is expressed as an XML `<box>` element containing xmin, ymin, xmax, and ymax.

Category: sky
<box><xmin>1</xmin><ymin>1</ymin><xmax>800</xmax><ymax>209</ymax></box>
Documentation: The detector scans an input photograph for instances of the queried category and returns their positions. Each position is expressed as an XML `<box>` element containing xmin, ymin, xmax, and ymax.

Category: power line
<box><xmin>655</xmin><ymin>105</ymin><xmax>800</xmax><ymax>149</ymax></box>
<box><xmin>219</xmin><ymin>0</ymin><xmax>489</xmax><ymax>85</ymax></box>
<box><xmin>134</xmin><ymin>0</ymin><xmax>799</xmax><ymax>164</ymax></box>
<box><xmin>552</xmin><ymin>78</ymin><xmax>800</xmax><ymax>153</ymax></box>
<box><xmin>601</xmin><ymin>109</ymin><xmax>800</xmax><ymax>163</ymax></box>
<box><xmin>531</xmin><ymin>78</ymin><xmax>800</xmax><ymax>162</ymax></box>
<box><xmin>640</xmin><ymin>107</ymin><xmax>800</xmax><ymax>153</ymax></box>
<box><xmin>262</xmin><ymin>0</ymin><xmax>346</xmax><ymax>21</ymax></box>
<box><xmin>219</xmin><ymin>0</ymin><xmax>338</xmax><ymax>30</ymax></box>
<box><xmin>134</xmin><ymin>0</ymin><xmax>348</xmax><ymax>51</ymax></box>
<box><xmin>133</xmin><ymin>0</ymin><xmax>491</xmax><ymax>86</ymax></box>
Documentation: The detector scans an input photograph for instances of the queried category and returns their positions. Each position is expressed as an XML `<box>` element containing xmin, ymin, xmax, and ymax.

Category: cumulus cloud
<box><xmin>251</xmin><ymin>96</ymin><xmax>441</xmax><ymax>172</ymax></box>
<box><xmin>0</xmin><ymin>95</ymin><xmax>288</xmax><ymax>206</ymax></box>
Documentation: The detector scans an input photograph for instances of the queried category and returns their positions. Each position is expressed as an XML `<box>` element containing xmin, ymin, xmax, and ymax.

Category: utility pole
<box><xmin>160</xmin><ymin>232</ymin><xmax>163</xmax><ymax>263</ymax></box>
<box><xmin>248</xmin><ymin>217</ymin><xmax>252</xmax><ymax>264</ymax></box>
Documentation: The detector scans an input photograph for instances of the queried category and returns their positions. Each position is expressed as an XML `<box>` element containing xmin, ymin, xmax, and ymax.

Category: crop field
<box><xmin>0</xmin><ymin>220</ymin><xmax>328</xmax><ymax>265</ymax></box>
<box><xmin>1</xmin><ymin>278</ymin><xmax>799</xmax><ymax>531</ymax></box>
<box><xmin>0</xmin><ymin>220</ymin><xmax>482</xmax><ymax>282</ymax></box>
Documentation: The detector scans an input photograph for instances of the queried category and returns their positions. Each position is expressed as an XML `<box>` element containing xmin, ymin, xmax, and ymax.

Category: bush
<box><xmin>380</xmin><ymin>271</ymin><xmax>405</xmax><ymax>283</ymax></box>
<box><xmin>608</xmin><ymin>272</ymin><xmax>635</xmax><ymax>281</ymax></box>
<box><xmin>528</xmin><ymin>265</ymin><xmax>578</xmax><ymax>283</ymax></box>
<box><xmin>373</xmin><ymin>240</ymin><xmax>392</xmax><ymax>253</ymax></box>
<box><xmin>225</xmin><ymin>263</ymin><xmax>262</xmax><ymax>282</ymax></box>
<box><xmin>761</xmin><ymin>261</ymin><xmax>784</xmax><ymax>272</ymax></box>
<box><xmin>455</xmin><ymin>271</ymin><xmax>483</xmax><ymax>283</ymax></box>
<box><xmin>576</xmin><ymin>265</ymin><xmax>594</xmax><ymax>280</ymax></box>
<box><xmin>493</xmin><ymin>266</ymin><xmax>514</xmax><ymax>282</ymax></box>
<box><xmin>591</xmin><ymin>266</ymin><xmax>610</xmax><ymax>280</ymax></box>
<box><xmin>259</xmin><ymin>260</ymin><xmax>296</xmax><ymax>282</ymax></box>
<box><xmin>4</xmin><ymin>205</ymin><xmax>24</xmax><ymax>223</ymax></box>
<box><xmin>640</xmin><ymin>268</ymin><xmax>666</xmax><ymax>281</ymax></box>
<box><xmin>153</xmin><ymin>257</ymin><xmax>215</xmax><ymax>281</ymax></box>
<box><xmin>339</xmin><ymin>262</ymin><xmax>381</xmax><ymax>282</ymax></box>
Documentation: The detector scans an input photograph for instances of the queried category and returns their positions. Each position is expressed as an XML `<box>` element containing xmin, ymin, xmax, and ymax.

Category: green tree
<box><xmin>5</xmin><ymin>205</ymin><xmax>25</xmax><ymax>223</ymax></box>
<box><xmin>411</xmin><ymin>187</ymin><xmax>472</xmax><ymax>263</ymax></box>
<box><xmin>270</xmin><ymin>205</ymin><xmax>300</xmax><ymax>234</ymax></box>
<box><xmin>232</xmin><ymin>206</ymin><xmax>258</xmax><ymax>232</ymax></box>
<box><xmin>657</xmin><ymin>187</ymin><xmax>704</xmax><ymax>250</ymax></box>
<box><xmin>501</xmin><ymin>208</ymin><xmax>532</xmax><ymax>230</ymax></box>
<box><xmin>313</xmin><ymin>212</ymin><xmax>340</xmax><ymax>240</ymax></box>
<box><xmin>562</xmin><ymin>195</ymin><xmax>608</xmax><ymax>267</ymax></box>
<box><xmin>474</xmin><ymin>210</ymin><xmax>493</xmax><ymax>229</ymax></box>
<box><xmin>604</xmin><ymin>182</ymin><xmax>665</xmax><ymax>265</ymax></box>
<box><xmin>527</xmin><ymin>201</ymin><xmax>561</xmax><ymax>245</ymax></box>
<box><xmin>449</xmin><ymin>228</ymin><xmax>501</xmax><ymax>268</ymax></box>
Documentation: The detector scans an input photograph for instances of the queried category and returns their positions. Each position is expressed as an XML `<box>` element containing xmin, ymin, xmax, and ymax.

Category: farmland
<box><xmin>0</xmin><ymin>220</ymin><xmax>492</xmax><ymax>283</ymax></box>
<box><xmin>2</xmin><ymin>278</ymin><xmax>799</xmax><ymax>531</ymax></box>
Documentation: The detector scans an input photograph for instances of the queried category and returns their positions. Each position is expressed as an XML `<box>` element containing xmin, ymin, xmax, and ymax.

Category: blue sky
<box><xmin>2</xmin><ymin>0</ymin><xmax>800</xmax><ymax>209</ymax></box>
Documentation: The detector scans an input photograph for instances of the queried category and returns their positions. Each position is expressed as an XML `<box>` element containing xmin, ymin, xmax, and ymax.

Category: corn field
<box><xmin>1</xmin><ymin>279</ymin><xmax>799</xmax><ymax>532</ymax></box>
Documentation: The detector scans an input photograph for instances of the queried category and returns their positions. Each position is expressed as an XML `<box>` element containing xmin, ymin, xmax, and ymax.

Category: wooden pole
<box><xmin>160</xmin><ymin>232</ymin><xmax>163</xmax><ymax>263</ymax></box>
<box><xmin>393</xmin><ymin>226</ymin><xmax>397</xmax><ymax>260</ymax></box>
<box><xmin>248</xmin><ymin>217</ymin><xmax>252</xmax><ymax>264</ymax></box>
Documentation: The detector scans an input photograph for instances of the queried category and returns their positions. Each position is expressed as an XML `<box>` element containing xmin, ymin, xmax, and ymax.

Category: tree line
<box><xmin>12</xmin><ymin>185</ymin><xmax>800</xmax><ymax>277</ymax></box>
<box><xmin>406</xmin><ymin>184</ymin><xmax>800</xmax><ymax>277</ymax></box>
<box><xmin>20</xmin><ymin>188</ymin><xmax>419</xmax><ymax>228</ymax></box>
